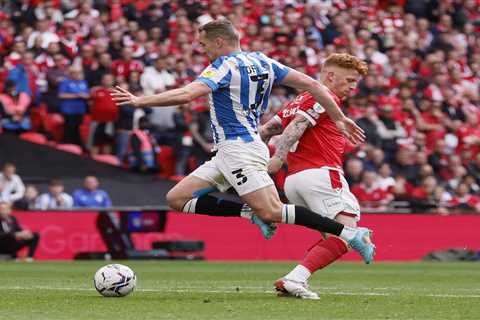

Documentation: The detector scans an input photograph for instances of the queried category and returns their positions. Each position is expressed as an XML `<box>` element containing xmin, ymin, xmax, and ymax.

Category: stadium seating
<box><xmin>92</xmin><ymin>154</ymin><xmax>121</xmax><ymax>167</ymax></box>
<box><xmin>19</xmin><ymin>132</ymin><xmax>48</xmax><ymax>145</ymax></box>
<box><xmin>56</xmin><ymin>144</ymin><xmax>82</xmax><ymax>155</ymax></box>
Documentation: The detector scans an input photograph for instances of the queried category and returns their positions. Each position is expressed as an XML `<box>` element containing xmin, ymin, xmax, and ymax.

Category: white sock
<box><xmin>240</xmin><ymin>204</ymin><xmax>253</xmax><ymax>220</ymax></box>
<box><xmin>281</xmin><ymin>204</ymin><xmax>295</xmax><ymax>224</ymax></box>
<box><xmin>339</xmin><ymin>226</ymin><xmax>357</xmax><ymax>241</ymax></box>
<box><xmin>285</xmin><ymin>265</ymin><xmax>311</xmax><ymax>283</ymax></box>
<box><xmin>181</xmin><ymin>198</ymin><xmax>198</xmax><ymax>213</ymax></box>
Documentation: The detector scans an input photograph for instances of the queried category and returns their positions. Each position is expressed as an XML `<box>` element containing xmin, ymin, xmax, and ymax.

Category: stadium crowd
<box><xmin>0</xmin><ymin>162</ymin><xmax>112</xmax><ymax>210</ymax></box>
<box><xmin>0</xmin><ymin>0</ymin><xmax>479</xmax><ymax>213</ymax></box>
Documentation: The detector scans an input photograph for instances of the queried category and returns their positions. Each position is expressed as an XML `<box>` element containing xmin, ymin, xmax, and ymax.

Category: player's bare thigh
<box><xmin>240</xmin><ymin>184</ymin><xmax>283</xmax><ymax>223</ymax></box>
<box><xmin>166</xmin><ymin>175</ymin><xmax>215</xmax><ymax>211</ymax></box>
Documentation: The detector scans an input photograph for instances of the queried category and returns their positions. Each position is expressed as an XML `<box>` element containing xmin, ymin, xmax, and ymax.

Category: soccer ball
<box><xmin>94</xmin><ymin>264</ymin><xmax>137</xmax><ymax>297</ymax></box>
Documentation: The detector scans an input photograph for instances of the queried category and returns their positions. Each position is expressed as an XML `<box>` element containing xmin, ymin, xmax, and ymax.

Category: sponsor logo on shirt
<box><xmin>200</xmin><ymin>70</ymin><xmax>217</xmax><ymax>78</ymax></box>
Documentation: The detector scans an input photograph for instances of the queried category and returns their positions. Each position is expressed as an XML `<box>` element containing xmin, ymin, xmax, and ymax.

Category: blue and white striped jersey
<box><xmin>196</xmin><ymin>51</ymin><xmax>290</xmax><ymax>145</ymax></box>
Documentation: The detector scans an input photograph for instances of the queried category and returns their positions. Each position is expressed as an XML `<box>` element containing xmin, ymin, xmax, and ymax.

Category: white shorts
<box><xmin>190</xmin><ymin>139</ymin><xmax>274</xmax><ymax>196</ymax></box>
<box><xmin>284</xmin><ymin>167</ymin><xmax>361</xmax><ymax>221</ymax></box>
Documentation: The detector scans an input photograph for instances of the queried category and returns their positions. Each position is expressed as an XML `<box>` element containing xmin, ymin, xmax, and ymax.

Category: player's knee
<box><xmin>254</xmin><ymin>202</ymin><xmax>283</xmax><ymax>223</ymax></box>
<box><xmin>166</xmin><ymin>190</ymin><xmax>186</xmax><ymax>211</ymax></box>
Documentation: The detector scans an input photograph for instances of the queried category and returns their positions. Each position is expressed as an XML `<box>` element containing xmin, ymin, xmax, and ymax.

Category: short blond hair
<box><xmin>198</xmin><ymin>19</ymin><xmax>239</xmax><ymax>45</ymax></box>
<box><xmin>323</xmin><ymin>53</ymin><xmax>368</xmax><ymax>76</ymax></box>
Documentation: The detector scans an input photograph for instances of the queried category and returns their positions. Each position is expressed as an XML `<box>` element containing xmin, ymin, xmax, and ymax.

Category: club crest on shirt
<box><xmin>200</xmin><ymin>70</ymin><xmax>217</xmax><ymax>78</ymax></box>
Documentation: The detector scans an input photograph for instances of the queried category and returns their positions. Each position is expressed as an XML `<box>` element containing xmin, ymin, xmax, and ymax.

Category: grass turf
<box><xmin>1</xmin><ymin>261</ymin><xmax>479</xmax><ymax>320</ymax></box>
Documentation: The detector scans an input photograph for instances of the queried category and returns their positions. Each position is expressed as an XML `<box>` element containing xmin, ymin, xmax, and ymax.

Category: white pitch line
<box><xmin>1</xmin><ymin>286</ymin><xmax>480</xmax><ymax>298</ymax></box>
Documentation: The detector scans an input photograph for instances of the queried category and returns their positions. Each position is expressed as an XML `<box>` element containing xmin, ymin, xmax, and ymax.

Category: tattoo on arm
<box><xmin>260</xmin><ymin>119</ymin><xmax>284</xmax><ymax>144</ymax></box>
<box><xmin>273</xmin><ymin>115</ymin><xmax>311</xmax><ymax>162</ymax></box>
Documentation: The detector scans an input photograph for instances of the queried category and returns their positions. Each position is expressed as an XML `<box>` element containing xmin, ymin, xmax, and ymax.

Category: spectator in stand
<box><xmin>85</xmin><ymin>52</ymin><xmax>112</xmax><ymax>87</ymax></box>
<box><xmin>0</xmin><ymin>201</ymin><xmax>39</xmax><ymax>260</ymax></box>
<box><xmin>58</xmin><ymin>65</ymin><xmax>90</xmax><ymax>147</ymax></box>
<box><xmin>376</xmin><ymin>163</ymin><xmax>396</xmax><ymax>192</ymax></box>
<box><xmin>43</xmin><ymin>53</ymin><xmax>67</xmax><ymax>113</ymax></box>
<box><xmin>26</xmin><ymin>18</ymin><xmax>59</xmax><ymax>50</ymax></box>
<box><xmin>140</xmin><ymin>56</ymin><xmax>176</xmax><ymax>96</ymax></box>
<box><xmin>114</xmin><ymin>82</ymin><xmax>139</xmax><ymax>163</ymax></box>
<box><xmin>467</xmin><ymin>153</ymin><xmax>480</xmax><ymax>185</ymax></box>
<box><xmin>362</xmin><ymin>147</ymin><xmax>385</xmax><ymax>171</ymax></box>
<box><xmin>356</xmin><ymin>106</ymin><xmax>382</xmax><ymax>147</ymax></box>
<box><xmin>0</xmin><ymin>79</ymin><xmax>31</xmax><ymax>134</ymax></box>
<box><xmin>34</xmin><ymin>179</ymin><xmax>73</xmax><ymax>210</ymax></box>
<box><xmin>0</xmin><ymin>163</ymin><xmax>25</xmax><ymax>204</ymax></box>
<box><xmin>375</xmin><ymin>104</ymin><xmax>407</xmax><ymax>160</ymax></box>
<box><xmin>391</xmin><ymin>146</ymin><xmax>419</xmax><ymax>184</ymax></box>
<box><xmin>13</xmin><ymin>185</ymin><xmax>38</xmax><ymax>210</ymax></box>
<box><xmin>7</xmin><ymin>51</ymin><xmax>37</xmax><ymax>101</ymax></box>
<box><xmin>111</xmin><ymin>46</ymin><xmax>143</xmax><ymax>80</ymax></box>
<box><xmin>446</xmin><ymin>165</ymin><xmax>467</xmax><ymax>193</ymax></box>
<box><xmin>456</xmin><ymin>113</ymin><xmax>480</xmax><ymax>161</ymax></box>
<box><xmin>428</xmin><ymin>139</ymin><xmax>449</xmax><ymax>176</ymax></box>
<box><xmin>73</xmin><ymin>176</ymin><xmax>112</xmax><ymax>208</ymax></box>
<box><xmin>463</xmin><ymin>175</ymin><xmax>480</xmax><ymax>195</ymax></box>
<box><xmin>190</xmin><ymin>103</ymin><xmax>214</xmax><ymax>170</ymax></box>
<box><xmin>172</xmin><ymin>104</ymin><xmax>193</xmax><ymax>176</ymax></box>
<box><xmin>126</xmin><ymin>116</ymin><xmax>160</xmax><ymax>173</ymax></box>
<box><xmin>409</xmin><ymin>175</ymin><xmax>444</xmax><ymax>211</ymax></box>
<box><xmin>73</xmin><ymin>44</ymin><xmax>97</xmax><ymax>82</ymax></box>
<box><xmin>344</xmin><ymin>158</ymin><xmax>364</xmax><ymax>186</ymax></box>
<box><xmin>88</xmin><ymin>73</ymin><xmax>118</xmax><ymax>155</ymax></box>
<box><xmin>140</xmin><ymin>56</ymin><xmax>177</xmax><ymax>145</ymax></box>
<box><xmin>391</xmin><ymin>174</ymin><xmax>414</xmax><ymax>202</ymax></box>
<box><xmin>449</xmin><ymin>182</ymin><xmax>480</xmax><ymax>213</ymax></box>
<box><xmin>34</xmin><ymin>0</ymin><xmax>63</xmax><ymax>24</ymax></box>
<box><xmin>59</xmin><ymin>21</ymin><xmax>80</xmax><ymax>59</ymax></box>
<box><xmin>351</xmin><ymin>171</ymin><xmax>394</xmax><ymax>210</ymax></box>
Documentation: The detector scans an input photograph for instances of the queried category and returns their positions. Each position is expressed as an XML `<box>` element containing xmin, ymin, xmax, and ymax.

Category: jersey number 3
<box><xmin>232</xmin><ymin>169</ymin><xmax>248</xmax><ymax>186</ymax></box>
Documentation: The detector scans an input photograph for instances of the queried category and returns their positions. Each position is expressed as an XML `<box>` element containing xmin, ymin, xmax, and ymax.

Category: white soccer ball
<box><xmin>94</xmin><ymin>264</ymin><xmax>137</xmax><ymax>297</ymax></box>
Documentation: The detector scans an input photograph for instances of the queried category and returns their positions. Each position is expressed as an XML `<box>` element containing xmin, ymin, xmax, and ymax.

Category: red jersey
<box><xmin>274</xmin><ymin>91</ymin><xmax>345</xmax><ymax>175</ymax></box>
<box><xmin>90</xmin><ymin>87</ymin><xmax>118</xmax><ymax>122</ymax></box>
<box><xmin>111</xmin><ymin>59</ymin><xmax>143</xmax><ymax>78</ymax></box>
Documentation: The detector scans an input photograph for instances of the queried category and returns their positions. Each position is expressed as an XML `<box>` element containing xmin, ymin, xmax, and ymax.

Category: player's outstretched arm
<box><xmin>267</xmin><ymin>114</ymin><xmax>310</xmax><ymax>174</ymax></box>
<box><xmin>280</xmin><ymin>69</ymin><xmax>365</xmax><ymax>145</ymax></box>
<box><xmin>110</xmin><ymin>82</ymin><xmax>212</xmax><ymax>108</ymax></box>
<box><xmin>259</xmin><ymin>117</ymin><xmax>284</xmax><ymax>144</ymax></box>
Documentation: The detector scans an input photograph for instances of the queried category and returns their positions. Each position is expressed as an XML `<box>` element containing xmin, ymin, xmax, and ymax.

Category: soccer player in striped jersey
<box><xmin>260</xmin><ymin>53</ymin><xmax>371</xmax><ymax>299</ymax></box>
<box><xmin>111</xmin><ymin>19</ymin><xmax>374</xmax><ymax>262</ymax></box>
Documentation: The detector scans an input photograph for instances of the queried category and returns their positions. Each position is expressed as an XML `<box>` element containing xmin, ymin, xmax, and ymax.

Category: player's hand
<box><xmin>110</xmin><ymin>86</ymin><xmax>140</xmax><ymax>107</ymax></box>
<box><xmin>267</xmin><ymin>156</ymin><xmax>283</xmax><ymax>174</ymax></box>
<box><xmin>335</xmin><ymin>117</ymin><xmax>365</xmax><ymax>145</ymax></box>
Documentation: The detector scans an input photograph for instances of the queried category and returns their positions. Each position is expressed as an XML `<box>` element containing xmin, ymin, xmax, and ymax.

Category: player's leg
<box><xmin>213</xmin><ymin>140</ymin><xmax>355</xmax><ymax>238</ymax></box>
<box><xmin>241</xmin><ymin>184</ymin><xmax>360</xmax><ymax>241</ymax></box>
<box><xmin>274</xmin><ymin>171</ymin><xmax>326</xmax><ymax>299</ymax></box>
<box><xmin>241</xmin><ymin>184</ymin><xmax>375</xmax><ymax>264</ymax></box>
<box><xmin>25</xmin><ymin>232</ymin><xmax>40</xmax><ymax>259</ymax></box>
<box><xmin>166</xmin><ymin>159</ymin><xmax>251</xmax><ymax>218</ymax></box>
<box><xmin>283</xmin><ymin>213</ymin><xmax>355</xmax><ymax>283</ymax></box>
<box><xmin>166</xmin><ymin>158</ymin><xmax>275</xmax><ymax>238</ymax></box>
<box><xmin>276</xmin><ymin>169</ymin><xmax>372</xmax><ymax>298</ymax></box>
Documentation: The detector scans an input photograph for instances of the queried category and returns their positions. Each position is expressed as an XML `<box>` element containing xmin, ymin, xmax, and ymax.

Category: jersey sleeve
<box><xmin>296</xmin><ymin>95</ymin><xmax>326</xmax><ymax>126</ymax></box>
<box><xmin>195</xmin><ymin>57</ymin><xmax>231</xmax><ymax>92</ymax></box>
<box><xmin>275</xmin><ymin>102</ymin><xmax>295</xmax><ymax>129</ymax></box>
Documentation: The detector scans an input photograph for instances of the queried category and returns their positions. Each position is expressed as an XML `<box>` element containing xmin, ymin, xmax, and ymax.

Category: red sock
<box><xmin>301</xmin><ymin>236</ymin><xmax>348</xmax><ymax>273</ymax></box>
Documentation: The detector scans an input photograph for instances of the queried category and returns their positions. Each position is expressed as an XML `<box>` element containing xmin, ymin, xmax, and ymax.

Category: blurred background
<box><xmin>0</xmin><ymin>0</ymin><xmax>479</xmax><ymax>262</ymax></box>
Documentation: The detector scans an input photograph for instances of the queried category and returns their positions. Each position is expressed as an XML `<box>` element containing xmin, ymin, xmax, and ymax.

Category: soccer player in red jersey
<box><xmin>260</xmin><ymin>53</ymin><xmax>371</xmax><ymax>299</ymax></box>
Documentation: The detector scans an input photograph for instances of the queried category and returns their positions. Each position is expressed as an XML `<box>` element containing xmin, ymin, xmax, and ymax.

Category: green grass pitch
<box><xmin>1</xmin><ymin>261</ymin><xmax>479</xmax><ymax>320</ymax></box>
